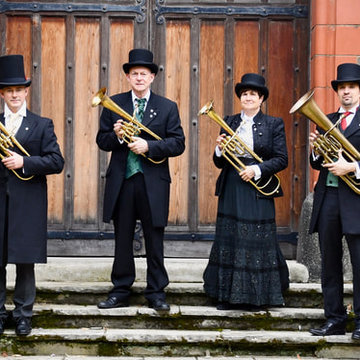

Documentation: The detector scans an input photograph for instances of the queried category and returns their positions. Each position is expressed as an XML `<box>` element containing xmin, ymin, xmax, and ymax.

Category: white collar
<box><xmin>339</xmin><ymin>104</ymin><xmax>359</xmax><ymax>114</ymax></box>
<box><xmin>240</xmin><ymin>110</ymin><xmax>255</xmax><ymax>123</ymax></box>
<box><xmin>131</xmin><ymin>90</ymin><xmax>151</xmax><ymax>104</ymax></box>
<box><xmin>4</xmin><ymin>101</ymin><xmax>27</xmax><ymax>118</ymax></box>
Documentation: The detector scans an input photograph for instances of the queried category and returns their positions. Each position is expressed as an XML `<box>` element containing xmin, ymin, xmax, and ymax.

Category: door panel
<box><xmin>0</xmin><ymin>0</ymin><xmax>309</xmax><ymax>255</ymax></box>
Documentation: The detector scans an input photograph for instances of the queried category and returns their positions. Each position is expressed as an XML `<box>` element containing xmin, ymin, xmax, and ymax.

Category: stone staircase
<box><xmin>1</xmin><ymin>258</ymin><xmax>359</xmax><ymax>359</ymax></box>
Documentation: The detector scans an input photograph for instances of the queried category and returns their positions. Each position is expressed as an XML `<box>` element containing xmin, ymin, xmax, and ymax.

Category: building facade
<box><xmin>1</xmin><ymin>0</ymin><xmax>357</xmax><ymax>258</ymax></box>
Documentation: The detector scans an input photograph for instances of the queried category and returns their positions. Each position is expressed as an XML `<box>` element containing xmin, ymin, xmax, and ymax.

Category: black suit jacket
<box><xmin>213</xmin><ymin>110</ymin><xmax>288</xmax><ymax>198</ymax></box>
<box><xmin>96</xmin><ymin>90</ymin><xmax>185</xmax><ymax>227</ymax></box>
<box><xmin>0</xmin><ymin>110</ymin><xmax>64</xmax><ymax>265</ymax></box>
<box><xmin>309</xmin><ymin>109</ymin><xmax>360</xmax><ymax>234</ymax></box>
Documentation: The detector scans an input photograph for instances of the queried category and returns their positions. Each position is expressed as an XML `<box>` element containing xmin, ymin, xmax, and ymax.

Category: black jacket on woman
<box><xmin>213</xmin><ymin>110</ymin><xmax>288</xmax><ymax>198</ymax></box>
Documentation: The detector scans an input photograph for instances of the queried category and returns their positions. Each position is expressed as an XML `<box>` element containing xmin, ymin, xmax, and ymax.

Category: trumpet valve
<box><xmin>0</xmin><ymin>133</ymin><xmax>13</xmax><ymax>149</ymax></box>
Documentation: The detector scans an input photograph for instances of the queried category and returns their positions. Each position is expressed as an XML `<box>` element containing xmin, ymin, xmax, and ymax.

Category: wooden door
<box><xmin>0</xmin><ymin>0</ymin><xmax>309</xmax><ymax>257</ymax></box>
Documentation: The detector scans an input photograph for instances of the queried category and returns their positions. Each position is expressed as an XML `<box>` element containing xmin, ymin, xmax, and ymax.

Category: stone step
<box><xmin>0</xmin><ymin>328</ymin><xmax>359</xmax><ymax>358</ymax></box>
<box><xmin>5</xmin><ymin>281</ymin><xmax>353</xmax><ymax>309</ymax></box>
<box><xmin>24</xmin><ymin>304</ymin><xmax>331</xmax><ymax>331</ymax></box>
<box><xmin>0</xmin><ymin>357</ymin><xmax>355</xmax><ymax>360</ymax></box>
<box><xmin>6</xmin><ymin>258</ymin><xmax>310</xmax><ymax>284</ymax></box>
<box><xmin>0</xmin><ymin>357</ymin><xmax>354</xmax><ymax>360</ymax></box>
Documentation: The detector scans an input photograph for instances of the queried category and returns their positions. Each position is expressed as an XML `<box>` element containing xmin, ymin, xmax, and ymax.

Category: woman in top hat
<box><xmin>96</xmin><ymin>49</ymin><xmax>185</xmax><ymax>311</ymax></box>
<box><xmin>308</xmin><ymin>63</ymin><xmax>360</xmax><ymax>340</ymax></box>
<box><xmin>203</xmin><ymin>73</ymin><xmax>289</xmax><ymax>310</ymax></box>
<box><xmin>0</xmin><ymin>54</ymin><xmax>64</xmax><ymax>335</ymax></box>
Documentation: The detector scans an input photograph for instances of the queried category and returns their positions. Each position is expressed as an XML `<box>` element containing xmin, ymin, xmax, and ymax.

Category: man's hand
<box><xmin>114</xmin><ymin>119</ymin><xmax>125</xmax><ymax>139</ymax></box>
<box><xmin>323</xmin><ymin>150</ymin><xmax>356</xmax><ymax>176</ymax></box>
<box><xmin>128</xmin><ymin>137</ymin><xmax>149</xmax><ymax>155</ymax></box>
<box><xmin>309</xmin><ymin>130</ymin><xmax>320</xmax><ymax>149</ymax></box>
<box><xmin>1</xmin><ymin>150</ymin><xmax>24</xmax><ymax>170</ymax></box>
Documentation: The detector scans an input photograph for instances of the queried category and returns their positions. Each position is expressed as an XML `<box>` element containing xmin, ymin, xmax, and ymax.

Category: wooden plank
<box><xmin>233</xmin><ymin>21</ymin><xmax>260</xmax><ymax>114</ymax></box>
<box><xmin>291</xmin><ymin>18</ymin><xmax>309</xmax><ymax>230</ymax></box>
<box><xmin>187</xmin><ymin>17</ymin><xmax>200</xmax><ymax>232</ymax></box>
<box><xmin>166</xmin><ymin>20</ymin><xmax>190</xmax><ymax>225</ymax></box>
<box><xmin>64</xmin><ymin>15</ymin><xmax>76</xmax><ymax>230</ymax></box>
<box><xmin>73</xmin><ymin>18</ymin><xmax>100</xmax><ymax>224</ymax></box>
<box><xmin>267</xmin><ymin>20</ymin><xmax>294</xmax><ymax>230</ymax></box>
<box><xmin>198</xmin><ymin>20</ymin><xmax>224</xmax><ymax>225</ymax></box>
<box><xmin>108</xmin><ymin>18</ymin><xmax>134</xmax><ymax>95</ymax></box>
<box><xmin>41</xmin><ymin>17</ymin><xmax>66</xmax><ymax>224</ymax></box>
<box><xmin>5</xmin><ymin>17</ymin><xmax>32</xmax><ymax>106</ymax></box>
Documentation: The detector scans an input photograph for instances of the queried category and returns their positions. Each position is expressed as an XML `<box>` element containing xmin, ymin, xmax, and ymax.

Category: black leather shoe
<box><xmin>148</xmin><ymin>299</ymin><xmax>170</xmax><ymax>311</ymax></box>
<box><xmin>97</xmin><ymin>296</ymin><xmax>129</xmax><ymax>309</ymax></box>
<box><xmin>309</xmin><ymin>321</ymin><xmax>346</xmax><ymax>336</ymax></box>
<box><xmin>15</xmin><ymin>317</ymin><xmax>31</xmax><ymax>336</ymax></box>
<box><xmin>352</xmin><ymin>326</ymin><xmax>360</xmax><ymax>340</ymax></box>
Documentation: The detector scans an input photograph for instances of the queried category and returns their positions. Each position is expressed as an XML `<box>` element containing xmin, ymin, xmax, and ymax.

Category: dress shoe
<box><xmin>15</xmin><ymin>317</ymin><xmax>31</xmax><ymax>336</ymax></box>
<box><xmin>148</xmin><ymin>299</ymin><xmax>170</xmax><ymax>311</ymax></box>
<box><xmin>352</xmin><ymin>326</ymin><xmax>360</xmax><ymax>340</ymax></box>
<box><xmin>309</xmin><ymin>321</ymin><xmax>346</xmax><ymax>336</ymax></box>
<box><xmin>97</xmin><ymin>296</ymin><xmax>129</xmax><ymax>309</ymax></box>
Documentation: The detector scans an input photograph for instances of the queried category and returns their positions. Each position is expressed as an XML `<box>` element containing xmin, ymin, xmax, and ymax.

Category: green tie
<box><xmin>136</xmin><ymin>98</ymin><xmax>146</xmax><ymax>121</ymax></box>
<box><xmin>125</xmin><ymin>98</ymin><xmax>147</xmax><ymax>179</ymax></box>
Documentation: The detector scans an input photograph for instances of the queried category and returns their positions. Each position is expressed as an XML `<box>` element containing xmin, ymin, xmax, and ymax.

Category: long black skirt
<box><xmin>203</xmin><ymin>167</ymin><xmax>289</xmax><ymax>307</ymax></box>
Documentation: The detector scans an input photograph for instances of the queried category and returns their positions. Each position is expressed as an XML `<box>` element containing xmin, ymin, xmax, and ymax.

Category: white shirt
<box><xmin>338</xmin><ymin>104</ymin><xmax>358</xmax><ymax>128</ymax></box>
<box><xmin>4</xmin><ymin>101</ymin><xmax>27</xmax><ymax>135</ymax></box>
<box><xmin>215</xmin><ymin>110</ymin><xmax>261</xmax><ymax>180</ymax></box>
<box><xmin>131</xmin><ymin>90</ymin><xmax>150</xmax><ymax>114</ymax></box>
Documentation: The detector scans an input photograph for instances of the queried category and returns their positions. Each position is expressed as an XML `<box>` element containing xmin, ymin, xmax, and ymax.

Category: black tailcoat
<box><xmin>96</xmin><ymin>90</ymin><xmax>185</xmax><ymax>227</ymax></box>
<box><xmin>0</xmin><ymin>110</ymin><xmax>64</xmax><ymax>265</ymax></box>
<box><xmin>309</xmin><ymin>109</ymin><xmax>360</xmax><ymax>234</ymax></box>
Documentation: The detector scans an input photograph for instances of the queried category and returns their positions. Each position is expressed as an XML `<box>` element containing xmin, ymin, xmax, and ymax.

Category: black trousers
<box><xmin>110</xmin><ymin>173</ymin><xmax>169</xmax><ymax>302</ymax></box>
<box><xmin>1</xmin><ymin>194</ymin><xmax>36</xmax><ymax>319</ymax></box>
<box><xmin>0</xmin><ymin>264</ymin><xmax>35</xmax><ymax>320</ymax></box>
<box><xmin>317</xmin><ymin>187</ymin><xmax>360</xmax><ymax>324</ymax></box>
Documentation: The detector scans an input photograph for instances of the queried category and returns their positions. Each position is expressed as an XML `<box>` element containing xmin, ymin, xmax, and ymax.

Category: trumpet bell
<box><xmin>91</xmin><ymin>88</ymin><xmax>105</xmax><ymax>107</ymax></box>
<box><xmin>290</xmin><ymin>90</ymin><xmax>360</xmax><ymax>194</ymax></box>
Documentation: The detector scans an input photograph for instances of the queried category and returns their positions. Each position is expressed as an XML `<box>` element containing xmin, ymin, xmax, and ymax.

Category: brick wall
<box><xmin>309</xmin><ymin>0</ymin><xmax>360</xmax><ymax>188</ymax></box>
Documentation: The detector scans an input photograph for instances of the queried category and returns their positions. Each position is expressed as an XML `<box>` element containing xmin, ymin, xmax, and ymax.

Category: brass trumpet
<box><xmin>198</xmin><ymin>101</ymin><xmax>281</xmax><ymax>197</ymax></box>
<box><xmin>0</xmin><ymin>122</ymin><xmax>34</xmax><ymax>180</ymax></box>
<box><xmin>290</xmin><ymin>90</ymin><xmax>360</xmax><ymax>195</ymax></box>
<box><xmin>92</xmin><ymin>87</ymin><xmax>166</xmax><ymax>164</ymax></box>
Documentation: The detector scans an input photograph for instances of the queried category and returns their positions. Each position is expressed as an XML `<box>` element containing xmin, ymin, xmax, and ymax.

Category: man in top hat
<box><xmin>0</xmin><ymin>54</ymin><xmax>64</xmax><ymax>335</ymax></box>
<box><xmin>308</xmin><ymin>63</ymin><xmax>360</xmax><ymax>340</ymax></box>
<box><xmin>96</xmin><ymin>48</ymin><xmax>185</xmax><ymax>311</ymax></box>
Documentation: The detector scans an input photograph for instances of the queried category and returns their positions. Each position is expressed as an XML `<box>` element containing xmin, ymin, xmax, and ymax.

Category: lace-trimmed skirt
<box><xmin>203</xmin><ymin>167</ymin><xmax>288</xmax><ymax>306</ymax></box>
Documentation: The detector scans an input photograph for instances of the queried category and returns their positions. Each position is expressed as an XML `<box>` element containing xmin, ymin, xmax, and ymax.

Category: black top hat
<box><xmin>235</xmin><ymin>73</ymin><xmax>269</xmax><ymax>101</ymax></box>
<box><xmin>331</xmin><ymin>63</ymin><xmax>360</xmax><ymax>91</ymax></box>
<box><xmin>123</xmin><ymin>48</ymin><xmax>158</xmax><ymax>75</ymax></box>
<box><xmin>0</xmin><ymin>54</ymin><xmax>31</xmax><ymax>89</ymax></box>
